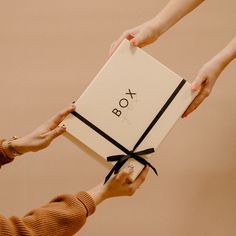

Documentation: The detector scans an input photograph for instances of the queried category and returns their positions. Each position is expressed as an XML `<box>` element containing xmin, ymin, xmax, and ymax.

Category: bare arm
<box><xmin>0</xmin><ymin>104</ymin><xmax>75</xmax><ymax>167</ymax></box>
<box><xmin>151</xmin><ymin>0</ymin><xmax>205</xmax><ymax>36</ymax></box>
<box><xmin>183</xmin><ymin>36</ymin><xmax>236</xmax><ymax>117</ymax></box>
<box><xmin>110</xmin><ymin>0</ymin><xmax>205</xmax><ymax>54</ymax></box>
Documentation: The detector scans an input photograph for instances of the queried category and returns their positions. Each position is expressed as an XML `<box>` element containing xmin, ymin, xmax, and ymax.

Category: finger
<box><xmin>115</xmin><ymin>166</ymin><xmax>133</xmax><ymax>184</ymax></box>
<box><xmin>109</xmin><ymin>31</ymin><xmax>133</xmax><ymax>56</ymax></box>
<box><xmin>45</xmin><ymin>125</ymin><xmax>67</xmax><ymax>142</ymax></box>
<box><xmin>182</xmin><ymin>73</ymin><xmax>208</xmax><ymax>118</ymax></box>
<box><xmin>109</xmin><ymin>41</ymin><xmax>117</xmax><ymax>56</ymax></box>
<box><xmin>182</xmin><ymin>86</ymin><xmax>210</xmax><ymax>117</ymax></box>
<box><xmin>45</xmin><ymin>104</ymin><xmax>76</xmax><ymax>130</ymax></box>
<box><xmin>138</xmin><ymin>42</ymin><xmax>148</xmax><ymax>48</ymax></box>
<box><xmin>130</xmin><ymin>31</ymin><xmax>147</xmax><ymax>47</ymax></box>
<box><xmin>130</xmin><ymin>166</ymin><xmax>149</xmax><ymax>189</ymax></box>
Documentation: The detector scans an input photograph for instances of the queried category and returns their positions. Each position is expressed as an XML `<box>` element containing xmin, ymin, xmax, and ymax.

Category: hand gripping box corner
<box><xmin>63</xmin><ymin>39</ymin><xmax>196</xmax><ymax>181</ymax></box>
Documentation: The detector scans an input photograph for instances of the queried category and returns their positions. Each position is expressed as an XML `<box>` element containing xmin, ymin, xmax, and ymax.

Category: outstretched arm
<box><xmin>0</xmin><ymin>167</ymin><xmax>149</xmax><ymax>235</ymax></box>
<box><xmin>0</xmin><ymin>104</ymin><xmax>75</xmax><ymax>167</ymax></box>
<box><xmin>109</xmin><ymin>0</ymin><xmax>205</xmax><ymax>55</ymax></box>
<box><xmin>183</xmin><ymin>36</ymin><xmax>236</xmax><ymax>117</ymax></box>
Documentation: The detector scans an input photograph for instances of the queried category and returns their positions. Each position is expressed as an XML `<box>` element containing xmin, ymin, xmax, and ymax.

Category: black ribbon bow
<box><xmin>104</xmin><ymin>148</ymin><xmax>158</xmax><ymax>184</ymax></box>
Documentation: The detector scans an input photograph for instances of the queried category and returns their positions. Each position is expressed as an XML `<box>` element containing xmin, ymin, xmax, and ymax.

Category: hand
<box><xmin>182</xmin><ymin>60</ymin><xmax>225</xmax><ymax>118</ymax></box>
<box><xmin>87</xmin><ymin>166</ymin><xmax>149</xmax><ymax>205</ymax></box>
<box><xmin>109</xmin><ymin>20</ymin><xmax>160</xmax><ymax>57</ymax></box>
<box><xmin>12</xmin><ymin>104</ymin><xmax>75</xmax><ymax>154</ymax></box>
<box><xmin>183</xmin><ymin>36</ymin><xmax>236</xmax><ymax>117</ymax></box>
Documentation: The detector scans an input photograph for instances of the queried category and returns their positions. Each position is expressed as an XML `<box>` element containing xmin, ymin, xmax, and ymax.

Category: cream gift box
<box><xmin>63</xmin><ymin>39</ymin><xmax>196</xmax><ymax>182</ymax></box>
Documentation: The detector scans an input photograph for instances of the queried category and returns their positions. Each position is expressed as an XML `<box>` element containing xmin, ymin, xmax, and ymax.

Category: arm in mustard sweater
<box><xmin>0</xmin><ymin>192</ymin><xmax>95</xmax><ymax>236</ymax></box>
<box><xmin>0</xmin><ymin>139</ymin><xmax>149</xmax><ymax>235</ymax></box>
<box><xmin>0</xmin><ymin>137</ymin><xmax>96</xmax><ymax>235</ymax></box>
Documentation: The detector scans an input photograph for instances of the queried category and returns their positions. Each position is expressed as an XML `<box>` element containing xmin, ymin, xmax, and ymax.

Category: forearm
<box><xmin>0</xmin><ymin>192</ymin><xmax>95</xmax><ymax>236</ymax></box>
<box><xmin>207</xmin><ymin>36</ymin><xmax>236</xmax><ymax>73</ymax></box>
<box><xmin>214</xmin><ymin>36</ymin><xmax>236</xmax><ymax>66</ymax></box>
<box><xmin>151</xmin><ymin>0</ymin><xmax>205</xmax><ymax>35</ymax></box>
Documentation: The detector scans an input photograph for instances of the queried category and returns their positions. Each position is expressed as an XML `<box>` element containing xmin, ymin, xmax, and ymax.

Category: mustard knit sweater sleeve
<box><xmin>0</xmin><ymin>192</ymin><xmax>96</xmax><ymax>235</ymax></box>
<box><xmin>0</xmin><ymin>139</ymin><xmax>96</xmax><ymax>235</ymax></box>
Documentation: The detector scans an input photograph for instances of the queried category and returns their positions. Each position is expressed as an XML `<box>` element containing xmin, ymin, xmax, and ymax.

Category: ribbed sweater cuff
<box><xmin>76</xmin><ymin>191</ymin><xmax>96</xmax><ymax>217</ymax></box>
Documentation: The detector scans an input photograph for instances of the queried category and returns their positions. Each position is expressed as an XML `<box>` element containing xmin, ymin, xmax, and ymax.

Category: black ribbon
<box><xmin>71</xmin><ymin>79</ymin><xmax>186</xmax><ymax>183</ymax></box>
<box><xmin>105</xmin><ymin>148</ymin><xmax>157</xmax><ymax>184</ymax></box>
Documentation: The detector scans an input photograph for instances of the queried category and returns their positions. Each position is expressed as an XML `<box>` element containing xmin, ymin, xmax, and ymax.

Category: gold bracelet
<box><xmin>0</xmin><ymin>139</ymin><xmax>15</xmax><ymax>164</ymax></box>
<box><xmin>7</xmin><ymin>136</ymin><xmax>22</xmax><ymax>157</ymax></box>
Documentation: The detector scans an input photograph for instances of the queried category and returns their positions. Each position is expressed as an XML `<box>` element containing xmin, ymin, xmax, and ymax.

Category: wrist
<box><xmin>11</xmin><ymin>137</ymin><xmax>30</xmax><ymax>155</ymax></box>
<box><xmin>2</xmin><ymin>136</ymin><xmax>25</xmax><ymax>159</ymax></box>
<box><xmin>207</xmin><ymin>49</ymin><xmax>232</xmax><ymax>76</ymax></box>
<box><xmin>86</xmin><ymin>184</ymin><xmax>107</xmax><ymax>206</ymax></box>
<box><xmin>211</xmin><ymin>42</ymin><xmax>236</xmax><ymax>71</ymax></box>
<box><xmin>149</xmin><ymin>17</ymin><xmax>165</xmax><ymax>37</ymax></box>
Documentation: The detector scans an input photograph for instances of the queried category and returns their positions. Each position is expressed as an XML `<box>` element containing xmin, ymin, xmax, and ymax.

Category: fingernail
<box><xmin>128</xmin><ymin>164</ymin><xmax>134</xmax><ymax>168</ymax></box>
<box><xmin>131</xmin><ymin>39</ymin><xmax>137</xmax><ymax>46</ymax></box>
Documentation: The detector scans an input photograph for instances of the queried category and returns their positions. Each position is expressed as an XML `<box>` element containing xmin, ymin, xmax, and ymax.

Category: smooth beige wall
<box><xmin>0</xmin><ymin>0</ymin><xmax>235</xmax><ymax>235</ymax></box>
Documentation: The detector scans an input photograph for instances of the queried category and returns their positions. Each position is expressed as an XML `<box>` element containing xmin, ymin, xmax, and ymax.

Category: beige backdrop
<box><xmin>0</xmin><ymin>0</ymin><xmax>235</xmax><ymax>235</ymax></box>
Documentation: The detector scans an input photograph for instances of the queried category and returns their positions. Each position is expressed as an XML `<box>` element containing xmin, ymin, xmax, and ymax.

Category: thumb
<box><xmin>192</xmin><ymin>73</ymin><xmax>207</xmax><ymax>91</ymax></box>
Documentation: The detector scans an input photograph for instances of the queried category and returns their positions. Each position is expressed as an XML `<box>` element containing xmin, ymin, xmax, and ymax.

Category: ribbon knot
<box><xmin>104</xmin><ymin>148</ymin><xmax>158</xmax><ymax>184</ymax></box>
